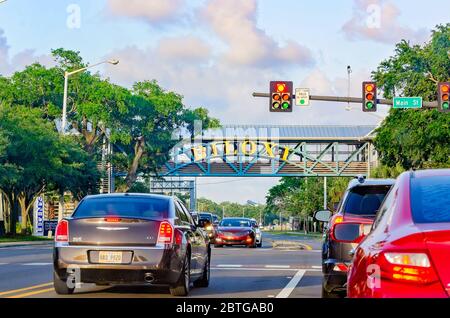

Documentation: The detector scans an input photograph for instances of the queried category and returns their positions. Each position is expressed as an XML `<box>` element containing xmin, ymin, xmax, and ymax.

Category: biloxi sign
<box><xmin>33</xmin><ymin>196</ymin><xmax>45</xmax><ymax>236</ymax></box>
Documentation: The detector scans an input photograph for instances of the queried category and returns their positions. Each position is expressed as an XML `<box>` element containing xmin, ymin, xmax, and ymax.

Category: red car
<box><xmin>347</xmin><ymin>169</ymin><xmax>450</xmax><ymax>298</ymax></box>
<box><xmin>214</xmin><ymin>218</ymin><xmax>257</xmax><ymax>248</ymax></box>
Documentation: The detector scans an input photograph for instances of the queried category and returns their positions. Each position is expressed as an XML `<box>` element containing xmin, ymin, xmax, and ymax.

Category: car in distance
<box><xmin>250</xmin><ymin>219</ymin><xmax>263</xmax><ymax>247</ymax></box>
<box><xmin>348</xmin><ymin>169</ymin><xmax>450</xmax><ymax>298</ymax></box>
<box><xmin>198</xmin><ymin>212</ymin><xmax>217</xmax><ymax>242</ymax></box>
<box><xmin>53</xmin><ymin>193</ymin><xmax>211</xmax><ymax>296</ymax></box>
<box><xmin>315</xmin><ymin>176</ymin><xmax>395</xmax><ymax>298</ymax></box>
<box><xmin>215</xmin><ymin>218</ymin><xmax>257</xmax><ymax>248</ymax></box>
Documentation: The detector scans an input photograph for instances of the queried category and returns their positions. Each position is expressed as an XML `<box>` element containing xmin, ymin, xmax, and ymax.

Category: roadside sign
<box><xmin>295</xmin><ymin>88</ymin><xmax>310</xmax><ymax>106</ymax></box>
<box><xmin>33</xmin><ymin>196</ymin><xmax>44</xmax><ymax>236</ymax></box>
<box><xmin>393</xmin><ymin>97</ymin><xmax>422</xmax><ymax>109</ymax></box>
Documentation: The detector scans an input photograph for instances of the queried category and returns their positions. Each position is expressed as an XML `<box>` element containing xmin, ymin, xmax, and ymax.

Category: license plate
<box><xmin>98</xmin><ymin>251</ymin><xmax>123</xmax><ymax>264</ymax></box>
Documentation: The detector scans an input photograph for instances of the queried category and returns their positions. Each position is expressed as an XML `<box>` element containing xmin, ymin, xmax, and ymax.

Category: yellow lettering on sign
<box><xmin>223</xmin><ymin>141</ymin><xmax>236</xmax><ymax>155</ymax></box>
<box><xmin>281</xmin><ymin>146</ymin><xmax>290</xmax><ymax>161</ymax></box>
<box><xmin>210</xmin><ymin>143</ymin><xmax>218</xmax><ymax>156</ymax></box>
<box><xmin>241</xmin><ymin>141</ymin><xmax>257</xmax><ymax>155</ymax></box>
<box><xmin>263</xmin><ymin>142</ymin><xmax>275</xmax><ymax>158</ymax></box>
<box><xmin>192</xmin><ymin>146</ymin><xmax>207</xmax><ymax>161</ymax></box>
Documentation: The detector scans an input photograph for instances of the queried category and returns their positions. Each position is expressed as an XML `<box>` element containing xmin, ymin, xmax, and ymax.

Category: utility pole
<box><xmin>324</xmin><ymin>176</ymin><xmax>327</xmax><ymax>210</ymax></box>
<box><xmin>242</xmin><ymin>207</ymin><xmax>245</xmax><ymax>218</ymax></box>
<box><xmin>222</xmin><ymin>206</ymin><xmax>225</xmax><ymax>219</ymax></box>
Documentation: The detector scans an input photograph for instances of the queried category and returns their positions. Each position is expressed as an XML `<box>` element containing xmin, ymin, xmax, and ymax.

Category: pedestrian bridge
<box><xmin>159</xmin><ymin>125</ymin><xmax>378</xmax><ymax>178</ymax></box>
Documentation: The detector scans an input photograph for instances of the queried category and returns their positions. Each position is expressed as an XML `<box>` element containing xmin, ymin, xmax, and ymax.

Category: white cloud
<box><xmin>342</xmin><ymin>0</ymin><xmax>429</xmax><ymax>44</ymax></box>
<box><xmin>200</xmin><ymin>0</ymin><xmax>314</xmax><ymax>68</ymax></box>
<box><xmin>0</xmin><ymin>29</ymin><xmax>53</xmax><ymax>76</ymax></box>
<box><xmin>156</xmin><ymin>36</ymin><xmax>211</xmax><ymax>63</ymax></box>
<box><xmin>106</xmin><ymin>0</ymin><xmax>185</xmax><ymax>25</ymax></box>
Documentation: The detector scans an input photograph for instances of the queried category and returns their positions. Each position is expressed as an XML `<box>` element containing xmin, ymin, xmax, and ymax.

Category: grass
<box><xmin>0</xmin><ymin>235</ymin><xmax>53</xmax><ymax>243</ymax></box>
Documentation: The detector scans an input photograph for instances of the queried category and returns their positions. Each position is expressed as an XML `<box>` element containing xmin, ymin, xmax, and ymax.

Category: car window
<box><xmin>372</xmin><ymin>186</ymin><xmax>397</xmax><ymax>231</ymax></box>
<box><xmin>343</xmin><ymin>185</ymin><xmax>392</xmax><ymax>216</ymax></box>
<box><xmin>175</xmin><ymin>201</ymin><xmax>190</xmax><ymax>225</ymax></box>
<box><xmin>411</xmin><ymin>176</ymin><xmax>450</xmax><ymax>223</ymax></box>
<box><xmin>74</xmin><ymin>197</ymin><xmax>169</xmax><ymax>219</ymax></box>
<box><xmin>220</xmin><ymin>219</ymin><xmax>250</xmax><ymax>227</ymax></box>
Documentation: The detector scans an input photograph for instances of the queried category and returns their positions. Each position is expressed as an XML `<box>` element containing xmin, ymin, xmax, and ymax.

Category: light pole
<box><xmin>61</xmin><ymin>59</ymin><xmax>119</xmax><ymax>134</ymax></box>
<box><xmin>58</xmin><ymin>59</ymin><xmax>119</xmax><ymax>222</ymax></box>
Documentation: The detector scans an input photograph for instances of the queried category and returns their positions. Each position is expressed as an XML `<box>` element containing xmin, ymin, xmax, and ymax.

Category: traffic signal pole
<box><xmin>252</xmin><ymin>92</ymin><xmax>439</xmax><ymax>109</ymax></box>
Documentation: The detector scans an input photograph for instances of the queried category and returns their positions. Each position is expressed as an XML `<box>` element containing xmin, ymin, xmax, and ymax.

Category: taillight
<box><xmin>157</xmin><ymin>221</ymin><xmax>173</xmax><ymax>244</ymax></box>
<box><xmin>104</xmin><ymin>217</ymin><xmax>121</xmax><ymax>222</ymax></box>
<box><xmin>55</xmin><ymin>220</ymin><xmax>69</xmax><ymax>242</ymax></box>
<box><xmin>378</xmin><ymin>252</ymin><xmax>438</xmax><ymax>284</ymax></box>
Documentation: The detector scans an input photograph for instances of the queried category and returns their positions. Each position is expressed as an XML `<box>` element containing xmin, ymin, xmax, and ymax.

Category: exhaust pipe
<box><xmin>144</xmin><ymin>273</ymin><xmax>154</xmax><ymax>283</ymax></box>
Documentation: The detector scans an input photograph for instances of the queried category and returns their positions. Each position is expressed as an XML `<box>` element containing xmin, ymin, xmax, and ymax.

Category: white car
<box><xmin>250</xmin><ymin>219</ymin><xmax>262</xmax><ymax>248</ymax></box>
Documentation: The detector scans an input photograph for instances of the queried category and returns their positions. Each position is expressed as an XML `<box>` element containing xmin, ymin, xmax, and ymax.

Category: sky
<box><xmin>0</xmin><ymin>0</ymin><xmax>448</xmax><ymax>204</ymax></box>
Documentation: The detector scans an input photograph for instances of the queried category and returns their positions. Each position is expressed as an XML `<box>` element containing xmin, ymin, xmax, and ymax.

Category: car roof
<box><xmin>83</xmin><ymin>193</ymin><xmax>172</xmax><ymax>202</ymax></box>
<box><xmin>411</xmin><ymin>169</ymin><xmax>450</xmax><ymax>178</ymax></box>
<box><xmin>347</xmin><ymin>178</ymin><xmax>396</xmax><ymax>190</ymax></box>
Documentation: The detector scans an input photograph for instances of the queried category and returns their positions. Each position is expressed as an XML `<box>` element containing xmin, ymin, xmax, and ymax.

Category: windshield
<box><xmin>220</xmin><ymin>219</ymin><xmax>251</xmax><ymax>227</ymax></box>
<box><xmin>74</xmin><ymin>197</ymin><xmax>169</xmax><ymax>219</ymax></box>
<box><xmin>199</xmin><ymin>214</ymin><xmax>212</xmax><ymax>221</ymax></box>
<box><xmin>411</xmin><ymin>176</ymin><xmax>450</xmax><ymax>223</ymax></box>
<box><xmin>343</xmin><ymin>185</ymin><xmax>392</xmax><ymax>216</ymax></box>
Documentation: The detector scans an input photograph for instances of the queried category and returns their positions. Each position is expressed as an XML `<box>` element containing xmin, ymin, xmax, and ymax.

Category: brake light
<box><xmin>104</xmin><ymin>217</ymin><xmax>121</xmax><ymax>222</ymax></box>
<box><xmin>157</xmin><ymin>221</ymin><xmax>173</xmax><ymax>244</ymax></box>
<box><xmin>55</xmin><ymin>220</ymin><xmax>69</xmax><ymax>242</ymax></box>
<box><xmin>378</xmin><ymin>252</ymin><xmax>438</xmax><ymax>284</ymax></box>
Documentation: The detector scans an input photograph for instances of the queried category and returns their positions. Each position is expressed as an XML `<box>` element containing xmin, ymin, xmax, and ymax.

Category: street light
<box><xmin>61</xmin><ymin>59</ymin><xmax>119</xmax><ymax>134</ymax></box>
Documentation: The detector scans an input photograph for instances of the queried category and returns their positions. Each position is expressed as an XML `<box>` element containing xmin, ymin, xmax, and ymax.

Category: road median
<box><xmin>270</xmin><ymin>240</ymin><xmax>313</xmax><ymax>250</ymax></box>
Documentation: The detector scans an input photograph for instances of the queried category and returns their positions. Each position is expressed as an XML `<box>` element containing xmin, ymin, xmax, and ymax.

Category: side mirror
<box><xmin>314</xmin><ymin>210</ymin><xmax>332</xmax><ymax>222</ymax></box>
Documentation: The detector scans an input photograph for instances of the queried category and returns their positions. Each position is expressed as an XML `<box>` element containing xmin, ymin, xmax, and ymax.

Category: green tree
<box><xmin>0</xmin><ymin>105</ymin><xmax>99</xmax><ymax>234</ymax></box>
<box><xmin>373</xmin><ymin>24</ymin><xmax>450</xmax><ymax>169</ymax></box>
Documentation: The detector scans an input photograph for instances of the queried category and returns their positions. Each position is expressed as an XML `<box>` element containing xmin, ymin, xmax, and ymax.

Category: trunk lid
<box><xmin>418</xmin><ymin>223</ymin><xmax>450</xmax><ymax>296</ymax></box>
<box><xmin>68</xmin><ymin>217</ymin><xmax>161</xmax><ymax>246</ymax></box>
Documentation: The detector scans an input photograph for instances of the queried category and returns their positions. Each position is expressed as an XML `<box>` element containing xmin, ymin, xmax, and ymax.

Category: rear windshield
<box><xmin>411</xmin><ymin>176</ymin><xmax>450</xmax><ymax>223</ymax></box>
<box><xmin>343</xmin><ymin>185</ymin><xmax>392</xmax><ymax>216</ymax></box>
<box><xmin>199</xmin><ymin>214</ymin><xmax>212</xmax><ymax>221</ymax></box>
<box><xmin>220</xmin><ymin>219</ymin><xmax>250</xmax><ymax>227</ymax></box>
<box><xmin>74</xmin><ymin>197</ymin><xmax>169</xmax><ymax>219</ymax></box>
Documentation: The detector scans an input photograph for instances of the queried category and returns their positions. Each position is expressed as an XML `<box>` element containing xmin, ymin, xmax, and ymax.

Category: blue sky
<box><xmin>0</xmin><ymin>0</ymin><xmax>448</xmax><ymax>204</ymax></box>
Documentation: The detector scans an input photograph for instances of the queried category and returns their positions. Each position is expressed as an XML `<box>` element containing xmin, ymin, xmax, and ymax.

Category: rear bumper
<box><xmin>53</xmin><ymin>244</ymin><xmax>184</xmax><ymax>285</ymax></box>
<box><xmin>323</xmin><ymin>260</ymin><xmax>350</xmax><ymax>294</ymax></box>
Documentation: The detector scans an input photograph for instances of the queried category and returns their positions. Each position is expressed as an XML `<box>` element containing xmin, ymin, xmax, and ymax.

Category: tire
<box><xmin>53</xmin><ymin>271</ymin><xmax>75</xmax><ymax>295</ymax></box>
<box><xmin>170</xmin><ymin>255</ymin><xmax>191</xmax><ymax>297</ymax></box>
<box><xmin>257</xmin><ymin>240</ymin><xmax>262</xmax><ymax>248</ymax></box>
<box><xmin>194</xmin><ymin>253</ymin><xmax>210</xmax><ymax>288</ymax></box>
<box><xmin>321</xmin><ymin>284</ymin><xmax>340</xmax><ymax>298</ymax></box>
<box><xmin>214</xmin><ymin>244</ymin><xmax>223</xmax><ymax>248</ymax></box>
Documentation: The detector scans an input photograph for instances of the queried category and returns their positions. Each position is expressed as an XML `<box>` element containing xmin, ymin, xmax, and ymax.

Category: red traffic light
<box><xmin>438</xmin><ymin>82</ymin><xmax>450</xmax><ymax>112</ymax></box>
<box><xmin>362</xmin><ymin>81</ymin><xmax>377</xmax><ymax>112</ymax></box>
<box><xmin>270</xmin><ymin>81</ymin><xmax>293</xmax><ymax>112</ymax></box>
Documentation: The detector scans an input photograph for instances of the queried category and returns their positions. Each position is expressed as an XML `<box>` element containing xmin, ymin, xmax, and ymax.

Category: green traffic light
<box><xmin>272</xmin><ymin>102</ymin><xmax>280</xmax><ymax>109</ymax></box>
<box><xmin>443</xmin><ymin>102</ymin><xmax>449</xmax><ymax>109</ymax></box>
<box><xmin>366</xmin><ymin>102</ymin><xmax>373</xmax><ymax>109</ymax></box>
<box><xmin>282</xmin><ymin>102</ymin><xmax>290</xmax><ymax>109</ymax></box>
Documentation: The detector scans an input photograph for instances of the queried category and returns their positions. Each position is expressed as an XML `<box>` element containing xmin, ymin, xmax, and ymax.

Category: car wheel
<box><xmin>194</xmin><ymin>253</ymin><xmax>210</xmax><ymax>288</ymax></box>
<box><xmin>170</xmin><ymin>255</ymin><xmax>191</xmax><ymax>297</ymax></box>
<box><xmin>257</xmin><ymin>240</ymin><xmax>262</xmax><ymax>248</ymax></box>
<box><xmin>248</xmin><ymin>241</ymin><xmax>257</xmax><ymax>248</ymax></box>
<box><xmin>321</xmin><ymin>285</ymin><xmax>340</xmax><ymax>298</ymax></box>
<box><xmin>53</xmin><ymin>271</ymin><xmax>75</xmax><ymax>295</ymax></box>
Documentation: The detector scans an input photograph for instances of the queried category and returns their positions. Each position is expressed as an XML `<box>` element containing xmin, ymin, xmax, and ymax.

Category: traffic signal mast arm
<box><xmin>252</xmin><ymin>92</ymin><xmax>440</xmax><ymax>109</ymax></box>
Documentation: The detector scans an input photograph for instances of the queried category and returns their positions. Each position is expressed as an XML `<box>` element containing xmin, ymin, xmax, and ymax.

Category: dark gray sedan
<box><xmin>53</xmin><ymin>193</ymin><xmax>211</xmax><ymax>296</ymax></box>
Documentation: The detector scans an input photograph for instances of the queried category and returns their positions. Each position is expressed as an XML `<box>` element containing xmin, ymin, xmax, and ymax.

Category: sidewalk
<box><xmin>0</xmin><ymin>241</ymin><xmax>53</xmax><ymax>248</ymax></box>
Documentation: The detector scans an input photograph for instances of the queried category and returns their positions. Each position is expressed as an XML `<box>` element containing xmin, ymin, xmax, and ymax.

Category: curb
<box><xmin>0</xmin><ymin>241</ymin><xmax>53</xmax><ymax>248</ymax></box>
<box><xmin>270</xmin><ymin>240</ymin><xmax>313</xmax><ymax>250</ymax></box>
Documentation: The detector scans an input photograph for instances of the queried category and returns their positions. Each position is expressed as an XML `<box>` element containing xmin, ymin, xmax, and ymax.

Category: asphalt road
<box><xmin>0</xmin><ymin>233</ymin><xmax>323</xmax><ymax>298</ymax></box>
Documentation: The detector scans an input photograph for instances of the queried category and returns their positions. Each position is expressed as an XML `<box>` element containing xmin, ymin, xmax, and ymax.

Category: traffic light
<box><xmin>437</xmin><ymin>82</ymin><xmax>449</xmax><ymax>112</ymax></box>
<box><xmin>270</xmin><ymin>81</ymin><xmax>293</xmax><ymax>112</ymax></box>
<box><xmin>362</xmin><ymin>81</ymin><xmax>377</xmax><ymax>112</ymax></box>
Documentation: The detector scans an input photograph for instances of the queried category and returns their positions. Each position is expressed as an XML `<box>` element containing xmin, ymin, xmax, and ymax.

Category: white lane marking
<box><xmin>216</xmin><ymin>264</ymin><xmax>243</xmax><ymax>268</ymax></box>
<box><xmin>276</xmin><ymin>269</ymin><xmax>306</xmax><ymax>298</ymax></box>
<box><xmin>265</xmin><ymin>265</ymin><xmax>290</xmax><ymax>269</ymax></box>
<box><xmin>312</xmin><ymin>266</ymin><xmax>322</xmax><ymax>269</ymax></box>
<box><xmin>0</xmin><ymin>263</ymin><xmax>8</xmax><ymax>265</ymax></box>
<box><xmin>21</xmin><ymin>263</ymin><xmax>52</xmax><ymax>266</ymax></box>
<box><xmin>211</xmin><ymin>267</ymin><xmax>321</xmax><ymax>272</ymax></box>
